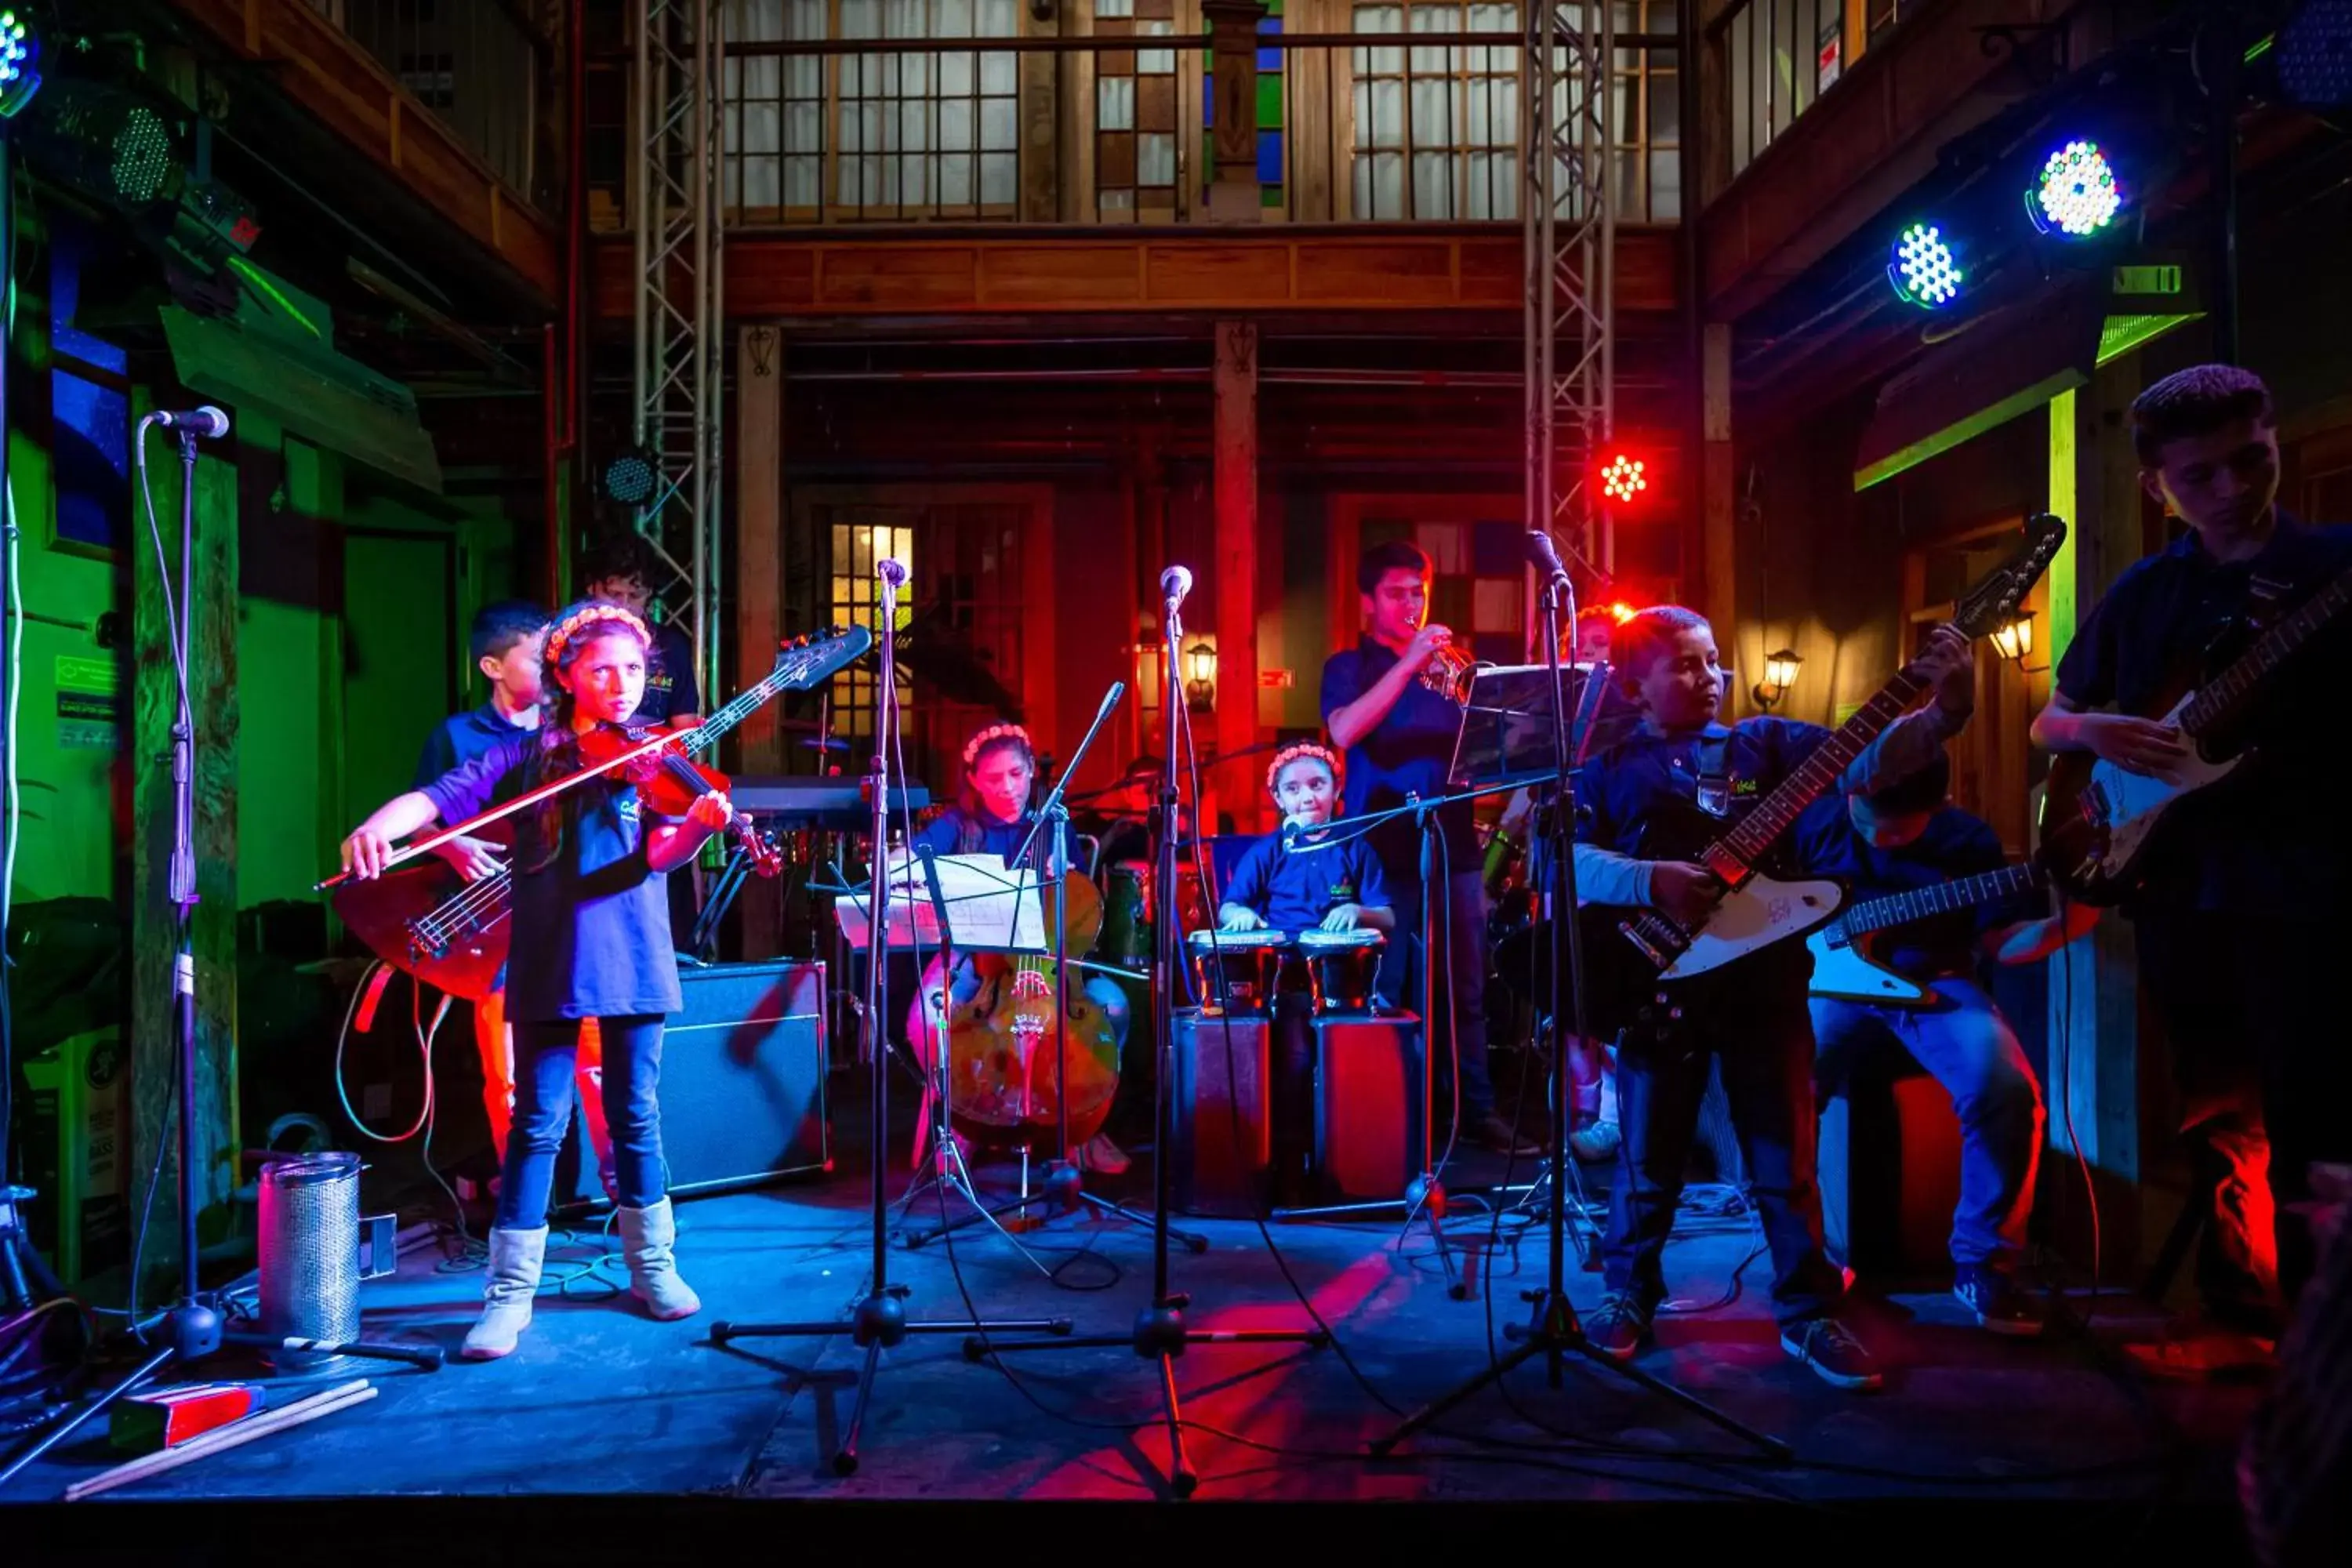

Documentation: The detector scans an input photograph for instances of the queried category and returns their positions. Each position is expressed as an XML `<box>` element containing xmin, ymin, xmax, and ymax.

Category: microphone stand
<box><xmin>708</xmin><ymin>562</ymin><xmax>1072</xmax><ymax>1478</ymax></box>
<box><xmin>965</xmin><ymin>585</ymin><xmax>1327</xmax><ymax>1500</ymax></box>
<box><xmin>1369</xmin><ymin>554</ymin><xmax>1787</xmax><ymax>1461</ymax></box>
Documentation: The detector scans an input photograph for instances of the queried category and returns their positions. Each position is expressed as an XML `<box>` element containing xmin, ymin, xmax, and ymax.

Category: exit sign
<box><xmin>2113</xmin><ymin>264</ymin><xmax>2183</xmax><ymax>296</ymax></box>
<box><xmin>1258</xmin><ymin>668</ymin><xmax>1294</xmax><ymax>689</ymax></box>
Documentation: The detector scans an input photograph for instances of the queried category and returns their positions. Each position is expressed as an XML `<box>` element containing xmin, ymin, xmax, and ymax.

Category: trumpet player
<box><xmin>1321</xmin><ymin>541</ymin><xmax>1540</xmax><ymax>1156</ymax></box>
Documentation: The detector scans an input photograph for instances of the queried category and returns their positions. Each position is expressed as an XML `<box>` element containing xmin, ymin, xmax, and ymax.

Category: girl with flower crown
<box><xmin>340</xmin><ymin>599</ymin><xmax>732</xmax><ymax>1359</ymax></box>
<box><xmin>904</xmin><ymin>721</ymin><xmax>1135</xmax><ymax>1174</ymax></box>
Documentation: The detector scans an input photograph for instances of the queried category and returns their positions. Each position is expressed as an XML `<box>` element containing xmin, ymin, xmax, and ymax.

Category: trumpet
<box><xmin>1417</xmin><ymin>639</ymin><xmax>1477</xmax><ymax>705</ymax></box>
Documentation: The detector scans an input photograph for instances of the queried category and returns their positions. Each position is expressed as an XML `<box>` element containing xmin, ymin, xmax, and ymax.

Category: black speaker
<box><xmin>660</xmin><ymin>960</ymin><xmax>830</xmax><ymax>1196</ymax></box>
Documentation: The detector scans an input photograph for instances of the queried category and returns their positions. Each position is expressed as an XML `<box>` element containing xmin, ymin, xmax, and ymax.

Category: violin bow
<box><xmin>314</xmin><ymin>728</ymin><xmax>685</xmax><ymax>891</ymax></box>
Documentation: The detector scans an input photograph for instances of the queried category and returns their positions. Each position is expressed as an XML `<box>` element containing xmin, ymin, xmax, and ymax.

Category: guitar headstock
<box><xmin>1952</xmin><ymin>513</ymin><xmax>2067</xmax><ymax>640</ymax></box>
<box><xmin>771</xmin><ymin>625</ymin><xmax>877</xmax><ymax>690</ymax></box>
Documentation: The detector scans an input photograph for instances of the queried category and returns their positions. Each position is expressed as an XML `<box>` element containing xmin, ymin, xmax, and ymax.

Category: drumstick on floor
<box><xmin>64</xmin><ymin>1380</ymin><xmax>378</xmax><ymax>1501</ymax></box>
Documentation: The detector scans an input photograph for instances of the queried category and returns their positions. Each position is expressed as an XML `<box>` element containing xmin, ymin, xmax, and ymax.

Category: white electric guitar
<box><xmin>2040</xmin><ymin>557</ymin><xmax>2352</xmax><ymax>904</ymax></box>
<box><xmin>1571</xmin><ymin>514</ymin><xmax>2067</xmax><ymax>1038</ymax></box>
<box><xmin>1806</xmin><ymin>862</ymin><xmax>2045</xmax><ymax>1006</ymax></box>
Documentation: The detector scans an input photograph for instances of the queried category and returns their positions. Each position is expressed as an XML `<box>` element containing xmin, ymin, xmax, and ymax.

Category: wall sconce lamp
<box><xmin>1185</xmin><ymin>641</ymin><xmax>1218</xmax><ymax>711</ymax></box>
<box><xmin>1990</xmin><ymin>612</ymin><xmax>2042</xmax><ymax>669</ymax></box>
<box><xmin>1752</xmin><ymin>647</ymin><xmax>1802</xmax><ymax>711</ymax></box>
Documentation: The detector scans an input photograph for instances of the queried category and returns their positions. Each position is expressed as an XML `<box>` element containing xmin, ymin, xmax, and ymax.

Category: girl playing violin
<box><xmin>908</xmin><ymin>722</ymin><xmax>1134</xmax><ymax>1174</ymax></box>
<box><xmin>340</xmin><ymin>599</ymin><xmax>732</xmax><ymax>1359</ymax></box>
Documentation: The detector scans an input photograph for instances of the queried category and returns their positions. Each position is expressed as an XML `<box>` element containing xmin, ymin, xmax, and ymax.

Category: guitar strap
<box><xmin>1693</xmin><ymin>732</ymin><xmax>1734</xmax><ymax>818</ymax></box>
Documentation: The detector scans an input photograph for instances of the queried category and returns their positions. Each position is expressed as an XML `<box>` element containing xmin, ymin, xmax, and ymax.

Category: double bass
<box><xmin>907</xmin><ymin>860</ymin><xmax>1123</xmax><ymax>1151</ymax></box>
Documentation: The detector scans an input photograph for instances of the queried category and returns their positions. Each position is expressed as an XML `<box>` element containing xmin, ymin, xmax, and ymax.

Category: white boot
<box><xmin>461</xmin><ymin>1225</ymin><xmax>548</xmax><ymax>1361</ymax></box>
<box><xmin>617</xmin><ymin>1197</ymin><xmax>701</xmax><ymax>1321</ymax></box>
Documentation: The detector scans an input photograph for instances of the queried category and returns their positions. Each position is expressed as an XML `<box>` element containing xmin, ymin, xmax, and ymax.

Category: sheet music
<box><xmin>832</xmin><ymin>850</ymin><xmax>1048</xmax><ymax>953</ymax></box>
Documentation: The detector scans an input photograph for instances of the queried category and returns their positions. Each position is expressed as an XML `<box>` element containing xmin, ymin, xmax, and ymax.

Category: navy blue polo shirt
<box><xmin>634</xmin><ymin>621</ymin><xmax>703</xmax><ymax>726</ymax></box>
<box><xmin>413</xmin><ymin>703</ymin><xmax>538</xmax><ymax>792</ymax></box>
<box><xmin>1572</xmin><ymin>717</ymin><xmax>1835</xmax><ymax>864</ymax></box>
<box><xmin>2055</xmin><ymin>514</ymin><xmax>2352</xmax><ymax>913</ymax></box>
<box><xmin>910</xmin><ymin>805</ymin><xmax>1046</xmax><ymax>870</ymax></box>
<box><xmin>421</xmin><ymin>735</ymin><xmax>682</xmax><ymax>1023</ymax></box>
<box><xmin>1795</xmin><ymin>800</ymin><xmax>2042</xmax><ymax>980</ymax></box>
<box><xmin>1319</xmin><ymin>640</ymin><xmax>1478</xmax><ymax>884</ymax></box>
<box><xmin>1219</xmin><ymin>827</ymin><xmax>1391</xmax><ymax>933</ymax></box>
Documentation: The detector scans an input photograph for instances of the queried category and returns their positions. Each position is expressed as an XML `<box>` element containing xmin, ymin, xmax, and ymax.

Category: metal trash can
<box><xmin>256</xmin><ymin>1152</ymin><xmax>394</xmax><ymax>1373</ymax></box>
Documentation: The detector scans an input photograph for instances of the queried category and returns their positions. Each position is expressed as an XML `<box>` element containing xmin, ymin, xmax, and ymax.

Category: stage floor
<box><xmin>2</xmin><ymin>1112</ymin><xmax>2269</xmax><ymax>1533</ymax></box>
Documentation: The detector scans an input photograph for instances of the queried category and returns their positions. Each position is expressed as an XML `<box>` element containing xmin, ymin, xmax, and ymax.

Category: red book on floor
<box><xmin>109</xmin><ymin>1383</ymin><xmax>264</xmax><ymax>1454</ymax></box>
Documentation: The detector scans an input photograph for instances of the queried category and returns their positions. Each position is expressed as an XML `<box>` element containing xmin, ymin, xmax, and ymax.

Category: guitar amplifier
<box><xmin>660</xmin><ymin>960</ymin><xmax>831</xmax><ymax>1196</ymax></box>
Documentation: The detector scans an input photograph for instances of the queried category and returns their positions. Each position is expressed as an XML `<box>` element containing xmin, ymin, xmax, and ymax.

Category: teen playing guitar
<box><xmin>2032</xmin><ymin>364</ymin><xmax>2352</xmax><ymax>1320</ymax></box>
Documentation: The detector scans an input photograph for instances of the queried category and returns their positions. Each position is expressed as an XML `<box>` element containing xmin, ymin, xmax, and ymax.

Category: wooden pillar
<box><xmin>1699</xmin><ymin>321</ymin><xmax>1738</xmax><ymax>679</ymax></box>
<box><xmin>132</xmin><ymin>442</ymin><xmax>240</xmax><ymax>1278</ymax></box>
<box><xmin>1203</xmin><ymin>1</ymin><xmax>1266</xmax><ymax>223</ymax></box>
<box><xmin>734</xmin><ymin>325</ymin><xmax>785</xmax><ymax>960</ymax></box>
<box><xmin>2042</xmin><ymin>360</ymin><xmax>2151</xmax><ymax>1259</ymax></box>
<box><xmin>1214</xmin><ymin>320</ymin><xmax>1260</xmax><ymax>830</ymax></box>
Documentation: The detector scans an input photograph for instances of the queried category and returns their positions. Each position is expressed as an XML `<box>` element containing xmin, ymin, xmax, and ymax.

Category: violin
<box><xmin>576</xmin><ymin>722</ymin><xmax>785</xmax><ymax>877</ymax></box>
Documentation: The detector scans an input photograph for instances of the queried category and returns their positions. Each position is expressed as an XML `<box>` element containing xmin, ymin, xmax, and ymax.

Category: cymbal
<box><xmin>799</xmin><ymin>736</ymin><xmax>850</xmax><ymax>753</ymax></box>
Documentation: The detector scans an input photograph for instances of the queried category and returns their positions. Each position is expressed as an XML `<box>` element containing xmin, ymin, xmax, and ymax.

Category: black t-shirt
<box><xmin>2054</xmin><ymin>514</ymin><xmax>2352</xmax><ymax>914</ymax></box>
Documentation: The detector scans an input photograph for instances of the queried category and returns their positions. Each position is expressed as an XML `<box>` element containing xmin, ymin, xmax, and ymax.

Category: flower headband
<box><xmin>1265</xmin><ymin>742</ymin><xmax>1343</xmax><ymax>797</ymax></box>
<box><xmin>962</xmin><ymin>722</ymin><xmax>1033</xmax><ymax>769</ymax></box>
<box><xmin>545</xmin><ymin>603</ymin><xmax>652</xmax><ymax>667</ymax></box>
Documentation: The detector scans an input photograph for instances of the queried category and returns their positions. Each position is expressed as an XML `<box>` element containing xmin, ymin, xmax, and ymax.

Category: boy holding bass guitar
<box><xmin>2033</xmin><ymin>364</ymin><xmax>2352</xmax><ymax>1318</ymax></box>
<box><xmin>1795</xmin><ymin>753</ymin><xmax>2094</xmax><ymax>1336</ymax></box>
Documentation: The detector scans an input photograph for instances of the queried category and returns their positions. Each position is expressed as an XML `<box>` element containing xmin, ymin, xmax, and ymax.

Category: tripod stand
<box><xmin>964</xmin><ymin>576</ymin><xmax>1327</xmax><ymax>1500</ymax></box>
<box><xmin>1368</xmin><ymin>535</ymin><xmax>1788</xmax><ymax>1461</ymax></box>
<box><xmin>709</xmin><ymin>557</ymin><xmax>1069</xmax><ymax>1479</ymax></box>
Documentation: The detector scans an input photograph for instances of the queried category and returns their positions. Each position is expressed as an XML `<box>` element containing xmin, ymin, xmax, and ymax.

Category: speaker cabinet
<box><xmin>661</xmin><ymin>960</ymin><xmax>830</xmax><ymax>1196</ymax></box>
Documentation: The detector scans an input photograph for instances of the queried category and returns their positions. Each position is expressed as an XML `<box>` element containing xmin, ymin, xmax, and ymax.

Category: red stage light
<box><xmin>1600</xmin><ymin>454</ymin><xmax>1648</xmax><ymax>505</ymax></box>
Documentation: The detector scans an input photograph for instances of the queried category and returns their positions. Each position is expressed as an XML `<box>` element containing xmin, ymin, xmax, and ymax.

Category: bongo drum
<box><xmin>1297</xmin><ymin>928</ymin><xmax>1385</xmax><ymax>1016</ymax></box>
<box><xmin>1187</xmin><ymin>928</ymin><xmax>1289</xmax><ymax>1015</ymax></box>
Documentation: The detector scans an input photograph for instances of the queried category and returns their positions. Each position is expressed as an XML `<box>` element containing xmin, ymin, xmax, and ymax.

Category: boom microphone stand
<box><xmin>709</xmin><ymin>557</ymin><xmax>1071</xmax><ymax>1478</ymax></box>
<box><xmin>1369</xmin><ymin>532</ymin><xmax>1786</xmax><ymax>1460</ymax></box>
<box><xmin>965</xmin><ymin>566</ymin><xmax>1327</xmax><ymax>1500</ymax></box>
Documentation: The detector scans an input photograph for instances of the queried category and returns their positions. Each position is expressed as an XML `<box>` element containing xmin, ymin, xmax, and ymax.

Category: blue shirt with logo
<box><xmin>1219</xmin><ymin>827</ymin><xmax>1391</xmax><ymax>933</ymax></box>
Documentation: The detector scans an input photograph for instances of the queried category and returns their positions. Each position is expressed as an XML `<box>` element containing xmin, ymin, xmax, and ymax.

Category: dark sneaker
<box><xmin>1954</xmin><ymin>1264</ymin><xmax>2046</xmax><ymax>1338</ymax></box>
<box><xmin>1465</xmin><ymin>1110</ymin><xmax>1544</xmax><ymax>1156</ymax></box>
<box><xmin>1583</xmin><ymin>1294</ymin><xmax>1652</xmax><ymax>1362</ymax></box>
<box><xmin>1780</xmin><ymin>1316</ymin><xmax>1883</xmax><ymax>1391</ymax></box>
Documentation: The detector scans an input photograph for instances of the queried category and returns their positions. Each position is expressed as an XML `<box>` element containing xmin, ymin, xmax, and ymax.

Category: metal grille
<box><xmin>257</xmin><ymin>1152</ymin><xmax>364</xmax><ymax>1371</ymax></box>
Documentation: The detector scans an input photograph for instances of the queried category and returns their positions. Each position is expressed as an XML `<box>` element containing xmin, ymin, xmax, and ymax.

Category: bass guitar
<box><xmin>1806</xmin><ymin>862</ymin><xmax>2045</xmax><ymax>1006</ymax></box>
<box><xmin>2039</xmin><ymin>557</ymin><xmax>2352</xmax><ymax>905</ymax></box>
<box><xmin>333</xmin><ymin>625</ymin><xmax>873</xmax><ymax>1000</ymax></box>
<box><xmin>1566</xmin><ymin>513</ymin><xmax>2066</xmax><ymax>1039</ymax></box>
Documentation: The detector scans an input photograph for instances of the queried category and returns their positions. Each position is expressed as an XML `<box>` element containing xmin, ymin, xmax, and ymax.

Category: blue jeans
<box><xmin>1603</xmin><ymin>980</ymin><xmax>1846</xmax><ymax>1326</ymax></box>
<box><xmin>1810</xmin><ymin>979</ymin><xmax>2045</xmax><ymax>1269</ymax></box>
<box><xmin>496</xmin><ymin>1014</ymin><xmax>669</xmax><ymax>1227</ymax></box>
<box><xmin>1382</xmin><ymin>869</ymin><xmax>1495</xmax><ymax>1121</ymax></box>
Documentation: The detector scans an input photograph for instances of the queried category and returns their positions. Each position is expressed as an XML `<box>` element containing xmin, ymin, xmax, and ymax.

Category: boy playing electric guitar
<box><xmin>1571</xmin><ymin>606</ymin><xmax>1976</xmax><ymax>1390</ymax></box>
<box><xmin>2031</xmin><ymin>364</ymin><xmax>2352</xmax><ymax>1320</ymax></box>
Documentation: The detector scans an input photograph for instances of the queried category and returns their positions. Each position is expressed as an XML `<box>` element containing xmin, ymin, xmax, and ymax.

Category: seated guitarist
<box><xmin>2031</xmin><ymin>364</ymin><xmax>2352</xmax><ymax>1325</ymax></box>
<box><xmin>414</xmin><ymin>601</ymin><xmax>612</xmax><ymax>1200</ymax></box>
<box><xmin>1571</xmin><ymin>606</ymin><xmax>1976</xmax><ymax>1390</ymax></box>
<box><xmin>1795</xmin><ymin>753</ymin><xmax>2094</xmax><ymax>1336</ymax></box>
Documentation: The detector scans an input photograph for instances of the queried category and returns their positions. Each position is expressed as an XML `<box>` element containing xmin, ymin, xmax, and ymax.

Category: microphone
<box><xmin>1160</xmin><ymin>564</ymin><xmax>1193</xmax><ymax>612</ymax></box>
<box><xmin>877</xmin><ymin>557</ymin><xmax>909</xmax><ymax>590</ymax></box>
<box><xmin>1095</xmin><ymin>680</ymin><xmax>1127</xmax><ymax>724</ymax></box>
<box><xmin>1526</xmin><ymin>528</ymin><xmax>1571</xmax><ymax>587</ymax></box>
<box><xmin>150</xmin><ymin>406</ymin><xmax>231</xmax><ymax>438</ymax></box>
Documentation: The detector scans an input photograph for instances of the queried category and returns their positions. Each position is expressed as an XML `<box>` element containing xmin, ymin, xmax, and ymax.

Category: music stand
<box><xmin>708</xmin><ymin>562</ymin><xmax>1069</xmax><ymax>1479</ymax></box>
